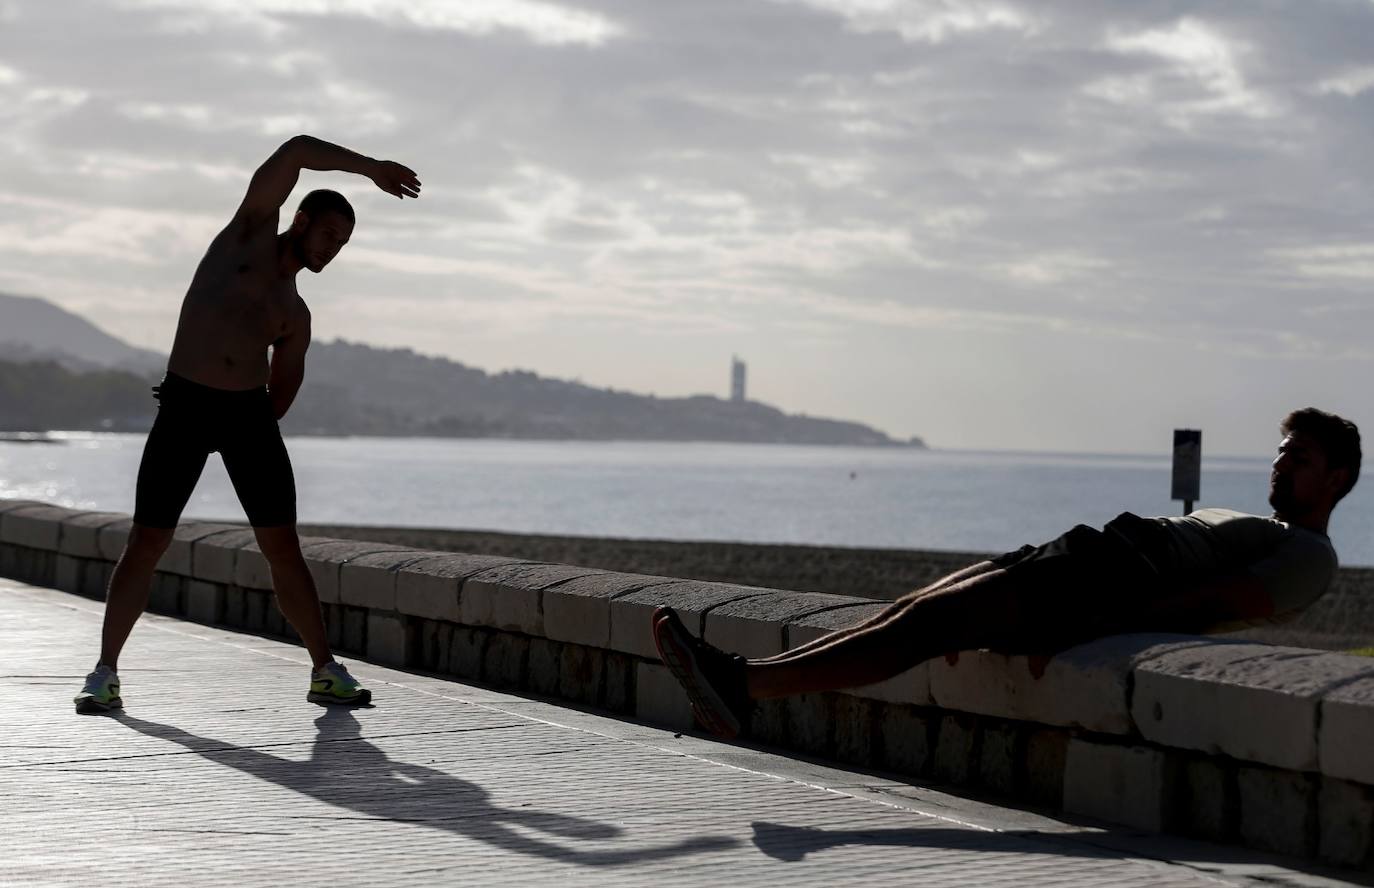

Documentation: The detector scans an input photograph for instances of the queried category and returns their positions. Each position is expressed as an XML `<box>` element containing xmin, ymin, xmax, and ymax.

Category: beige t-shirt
<box><xmin>1157</xmin><ymin>508</ymin><xmax>1337</xmax><ymax>627</ymax></box>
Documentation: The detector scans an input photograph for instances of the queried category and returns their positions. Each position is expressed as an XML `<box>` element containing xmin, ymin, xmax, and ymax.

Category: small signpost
<box><xmin>1172</xmin><ymin>429</ymin><xmax>1201</xmax><ymax>515</ymax></box>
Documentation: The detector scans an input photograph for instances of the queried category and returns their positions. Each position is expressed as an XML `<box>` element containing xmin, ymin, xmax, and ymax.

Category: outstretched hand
<box><xmin>370</xmin><ymin>160</ymin><xmax>421</xmax><ymax>199</ymax></box>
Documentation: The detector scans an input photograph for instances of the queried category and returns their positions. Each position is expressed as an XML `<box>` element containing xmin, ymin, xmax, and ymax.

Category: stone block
<box><xmin>786</xmin><ymin>694</ymin><xmax>833</xmax><ymax>757</ymax></box>
<box><xmin>161</xmin><ymin>522</ymin><xmax>241</xmax><ymax>576</ymax></box>
<box><xmin>97</xmin><ymin>518</ymin><xmax>134</xmax><ymax>561</ymax></box>
<box><xmin>1319</xmin><ymin>673</ymin><xmax>1374</xmax><ymax>785</ymax></box>
<box><xmin>80</xmin><ymin>559</ymin><xmax>111</xmax><ymax>600</ymax></box>
<box><xmin>367</xmin><ymin>613</ymin><xmax>408</xmax><ymax>666</ymax></box>
<box><xmin>447</xmin><ymin>627</ymin><xmax>487</xmax><ymax>679</ymax></box>
<box><xmin>1318</xmin><ymin>776</ymin><xmax>1374</xmax><ymax>868</ymax></box>
<box><xmin>604</xmin><ymin>651</ymin><xmax>633</xmax><ymax>713</ymax></box>
<box><xmin>4</xmin><ymin>503</ymin><xmax>77</xmax><ymax>548</ymax></box>
<box><xmin>223</xmin><ymin>586</ymin><xmax>245</xmax><ymax>627</ymax></box>
<box><xmin>704</xmin><ymin>592</ymin><xmax>862</xmax><ymax>658</ymax></box>
<box><xmin>635</xmin><ymin>662</ymin><xmax>694</xmax><ymax>732</ymax></box>
<box><xmin>397</xmin><ymin>553</ymin><xmax>521</xmax><ymax>623</ymax></box>
<box><xmin>931</xmin><ymin>713</ymin><xmax>978</xmax><ymax>786</ymax></box>
<box><xmin>54</xmin><ymin>554</ymin><xmax>82</xmax><ymax>594</ymax></box>
<box><xmin>338</xmin><ymin>606</ymin><xmax>368</xmax><ymax>654</ymax></box>
<box><xmin>751</xmin><ymin>699</ymin><xmax>791</xmax><ymax>748</ymax></box>
<box><xmin>1173</xmin><ymin>756</ymin><xmax>1231</xmax><ymax>842</ymax></box>
<box><xmin>1023</xmin><ymin>729</ymin><xmax>1068</xmax><ymax>808</ymax></box>
<box><xmin>483</xmin><ymin>633</ymin><xmax>530</xmax><ymax>689</ymax></box>
<box><xmin>544</xmin><ymin>572</ymin><xmax>673</xmax><ymax>649</ymax></box>
<box><xmin>558</xmin><ymin>644</ymin><xmax>605</xmax><ymax>706</ymax></box>
<box><xmin>300</xmin><ymin>540</ymin><xmax>411</xmax><ymax>606</ymax></box>
<box><xmin>462</xmin><ymin>562</ymin><xmax>603</xmax><ymax>636</ymax></box>
<box><xmin>880</xmin><ymin>705</ymin><xmax>933</xmax><ymax>777</ymax></box>
<box><xmin>0</xmin><ymin>498</ymin><xmax>44</xmax><ymax>514</ymax></box>
<box><xmin>1133</xmin><ymin>642</ymin><xmax>1374</xmax><ymax>772</ymax></box>
<box><xmin>415</xmin><ymin>620</ymin><xmax>453</xmax><ymax>672</ymax></box>
<box><xmin>832</xmin><ymin>695</ymin><xmax>875</xmax><ymax>766</ymax></box>
<box><xmin>610</xmin><ymin>580</ymin><xmax>774</xmax><ymax>660</ymax></box>
<box><xmin>931</xmin><ymin>634</ymin><xmax>1200</xmax><ymax>735</ymax></box>
<box><xmin>0</xmin><ymin>504</ymin><xmax>73</xmax><ymax>550</ymax></box>
<box><xmin>148</xmin><ymin>572</ymin><xmax>183</xmax><ymax>615</ymax></box>
<box><xmin>190</xmin><ymin>528</ymin><xmax>257</xmax><ymax>585</ymax></box>
<box><xmin>185</xmin><ymin>580</ymin><xmax>223</xmax><ymax>624</ymax></box>
<box><xmin>58</xmin><ymin>512</ymin><xmax>127</xmax><ymax>559</ymax></box>
<box><xmin>242</xmin><ymin>589</ymin><xmax>271</xmax><ymax>632</ymax></box>
<box><xmin>978</xmin><ymin>722</ymin><xmax>1019</xmax><ymax>796</ymax></box>
<box><xmin>1063</xmin><ymin>740</ymin><xmax>1171</xmax><ymax>832</ymax></box>
<box><xmin>527</xmin><ymin>637</ymin><xmax>561</xmax><ymax>697</ymax></box>
<box><xmin>340</xmin><ymin>549</ymin><xmax>431</xmax><ymax>611</ymax></box>
<box><xmin>1237</xmin><ymin>766</ymin><xmax>1317</xmax><ymax>858</ymax></box>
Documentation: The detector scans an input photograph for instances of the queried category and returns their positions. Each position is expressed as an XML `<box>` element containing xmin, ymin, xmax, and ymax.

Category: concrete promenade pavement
<box><xmin>2</xmin><ymin>577</ymin><xmax>1367</xmax><ymax>888</ymax></box>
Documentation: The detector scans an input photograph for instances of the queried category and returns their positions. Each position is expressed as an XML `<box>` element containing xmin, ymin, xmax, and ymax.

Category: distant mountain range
<box><xmin>0</xmin><ymin>292</ymin><xmax>924</xmax><ymax>447</ymax></box>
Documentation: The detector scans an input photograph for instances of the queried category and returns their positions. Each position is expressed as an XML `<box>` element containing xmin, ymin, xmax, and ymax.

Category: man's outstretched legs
<box><xmin>653</xmin><ymin>564</ymin><xmax>1038</xmax><ymax>737</ymax></box>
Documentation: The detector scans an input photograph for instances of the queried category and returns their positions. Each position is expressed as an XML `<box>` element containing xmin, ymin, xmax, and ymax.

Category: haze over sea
<box><xmin>5</xmin><ymin>434</ymin><xmax>1374</xmax><ymax>567</ymax></box>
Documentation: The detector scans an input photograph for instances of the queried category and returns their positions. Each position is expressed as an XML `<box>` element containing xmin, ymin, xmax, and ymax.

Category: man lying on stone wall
<box><xmin>653</xmin><ymin>408</ymin><xmax>1361</xmax><ymax>739</ymax></box>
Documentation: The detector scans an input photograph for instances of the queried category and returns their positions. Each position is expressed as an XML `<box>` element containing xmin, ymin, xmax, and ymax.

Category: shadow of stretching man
<box><xmin>653</xmin><ymin>409</ymin><xmax>1360</xmax><ymax>738</ymax></box>
<box><xmin>117</xmin><ymin>708</ymin><xmax>736</xmax><ymax>866</ymax></box>
<box><xmin>76</xmin><ymin>136</ymin><xmax>422</xmax><ymax>713</ymax></box>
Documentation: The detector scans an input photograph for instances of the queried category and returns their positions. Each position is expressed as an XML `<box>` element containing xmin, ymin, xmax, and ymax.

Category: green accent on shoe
<box><xmin>74</xmin><ymin>665</ymin><xmax>123</xmax><ymax>714</ymax></box>
<box><xmin>307</xmin><ymin>661</ymin><xmax>371</xmax><ymax>705</ymax></box>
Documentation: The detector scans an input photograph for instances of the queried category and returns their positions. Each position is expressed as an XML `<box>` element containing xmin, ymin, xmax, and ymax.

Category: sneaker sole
<box><xmin>652</xmin><ymin>610</ymin><xmax>741</xmax><ymax>739</ymax></box>
<box><xmin>307</xmin><ymin>689</ymin><xmax>372</xmax><ymax>706</ymax></box>
<box><xmin>74</xmin><ymin>697</ymin><xmax>122</xmax><ymax>715</ymax></box>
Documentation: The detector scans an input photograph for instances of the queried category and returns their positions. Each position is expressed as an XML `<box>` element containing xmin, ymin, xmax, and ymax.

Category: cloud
<box><xmin>1314</xmin><ymin>66</ymin><xmax>1374</xmax><ymax>97</ymax></box>
<box><xmin>1096</xmin><ymin>17</ymin><xmax>1277</xmax><ymax>122</ymax></box>
<box><xmin>116</xmin><ymin>0</ymin><xmax>626</xmax><ymax>46</ymax></box>
<box><xmin>774</xmin><ymin>0</ymin><xmax>1039</xmax><ymax>44</ymax></box>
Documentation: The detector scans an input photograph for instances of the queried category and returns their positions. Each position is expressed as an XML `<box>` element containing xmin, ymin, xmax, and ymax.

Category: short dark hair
<box><xmin>1281</xmin><ymin>408</ymin><xmax>1361</xmax><ymax>501</ymax></box>
<box><xmin>297</xmin><ymin>189</ymin><xmax>355</xmax><ymax>226</ymax></box>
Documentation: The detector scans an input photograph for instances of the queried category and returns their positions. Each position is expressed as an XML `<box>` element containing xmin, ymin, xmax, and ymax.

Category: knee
<box><xmin>124</xmin><ymin>525</ymin><xmax>173</xmax><ymax>563</ymax></box>
<box><xmin>254</xmin><ymin>526</ymin><xmax>303</xmax><ymax>565</ymax></box>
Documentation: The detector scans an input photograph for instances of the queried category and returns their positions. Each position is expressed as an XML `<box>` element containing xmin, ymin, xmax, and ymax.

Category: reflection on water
<box><xmin>4</xmin><ymin>433</ymin><xmax>1372</xmax><ymax>566</ymax></box>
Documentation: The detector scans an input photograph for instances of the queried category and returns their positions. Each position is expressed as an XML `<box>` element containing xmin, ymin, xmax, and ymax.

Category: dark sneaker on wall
<box><xmin>652</xmin><ymin>606</ymin><xmax>751</xmax><ymax>739</ymax></box>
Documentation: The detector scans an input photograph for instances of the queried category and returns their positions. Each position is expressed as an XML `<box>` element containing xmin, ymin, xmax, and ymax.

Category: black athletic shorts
<box><xmin>132</xmin><ymin>372</ymin><xmax>296</xmax><ymax>528</ymax></box>
<box><xmin>987</xmin><ymin>512</ymin><xmax>1172</xmax><ymax>647</ymax></box>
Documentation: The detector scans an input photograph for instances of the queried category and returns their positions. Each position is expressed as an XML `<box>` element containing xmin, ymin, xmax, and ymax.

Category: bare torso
<box><xmin>167</xmin><ymin>218</ymin><xmax>308</xmax><ymax>390</ymax></box>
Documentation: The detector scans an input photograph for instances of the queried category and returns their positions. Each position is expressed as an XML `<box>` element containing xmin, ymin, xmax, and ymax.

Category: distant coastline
<box><xmin>0</xmin><ymin>292</ymin><xmax>926</xmax><ymax>449</ymax></box>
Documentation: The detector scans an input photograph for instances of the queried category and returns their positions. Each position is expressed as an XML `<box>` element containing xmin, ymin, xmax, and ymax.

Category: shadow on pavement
<box><xmin>751</xmin><ymin>821</ymin><xmax>1374</xmax><ymax>885</ymax></box>
<box><xmin>116</xmin><ymin>709</ymin><xmax>738</xmax><ymax>867</ymax></box>
<box><xmin>752</xmin><ymin>820</ymin><xmax>1123</xmax><ymax>863</ymax></box>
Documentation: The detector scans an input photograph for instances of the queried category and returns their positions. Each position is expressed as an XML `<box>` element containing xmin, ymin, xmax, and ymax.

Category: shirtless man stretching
<box><xmin>74</xmin><ymin>135</ymin><xmax>421</xmax><ymax>713</ymax></box>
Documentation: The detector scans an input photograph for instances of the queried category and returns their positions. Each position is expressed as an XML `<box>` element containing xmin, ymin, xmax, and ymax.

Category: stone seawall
<box><xmin>6</xmin><ymin>500</ymin><xmax>1374</xmax><ymax>872</ymax></box>
<box><xmin>298</xmin><ymin>523</ymin><xmax>1374</xmax><ymax>652</ymax></box>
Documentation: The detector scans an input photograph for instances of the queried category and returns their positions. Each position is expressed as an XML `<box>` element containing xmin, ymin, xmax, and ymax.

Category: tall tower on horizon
<box><xmin>730</xmin><ymin>355</ymin><xmax>747</xmax><ymax>403</ymax></box>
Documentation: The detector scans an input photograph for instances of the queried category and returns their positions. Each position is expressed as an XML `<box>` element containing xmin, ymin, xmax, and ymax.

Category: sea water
<box><xmin>4</xmin><ymin>433</ymin><xmax>1373</xmax><ymax>566</ymax></box>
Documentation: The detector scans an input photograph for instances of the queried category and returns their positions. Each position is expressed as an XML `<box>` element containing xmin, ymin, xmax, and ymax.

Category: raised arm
<box><xmin>268</xmin><ymin>306</ymin><xmax>312</xmax><ymax>420</ymax></box>
<box><xmin>236</xmin><ymin>135</ymin><xmax>422</xmax><ymax>230</ymax></box>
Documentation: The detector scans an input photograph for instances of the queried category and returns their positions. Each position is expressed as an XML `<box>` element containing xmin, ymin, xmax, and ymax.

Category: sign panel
<box><xmin>1172</xmin><ymin>429</ymin><xmax>1202</xmax><ymax>504</ymax></box>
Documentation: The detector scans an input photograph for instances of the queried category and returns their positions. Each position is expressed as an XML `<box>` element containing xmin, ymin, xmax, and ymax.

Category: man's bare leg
<box><xmin>744</xmin><ymin>567</ymin><xmax>1029</xmax><ymax>699</ymax></box>
<box><xmin>750</xmin><ymin>559</ymin><xmax>1001</xmax><ymax>664</ymax></box>
<box><xmin>254</xmin><ymin>525</ymin><xmax>332</xmax><ymax>668</ymax></box>
<box><xmin>98</xmin><ymin>524</ymin><xmax>174</xmax><ymax>670</ymax></box>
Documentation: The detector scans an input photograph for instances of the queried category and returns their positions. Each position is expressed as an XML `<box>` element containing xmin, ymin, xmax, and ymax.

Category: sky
<box><xmin>0</xmin><ymin>0</ymin><xmax>1371</xmax><ymax>455</ymax></box>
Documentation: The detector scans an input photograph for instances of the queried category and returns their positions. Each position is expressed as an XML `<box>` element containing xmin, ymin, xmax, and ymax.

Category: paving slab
<box><xmin>0</xmin><ymin>577</ymin><xmax>1364</xmax><ymax>888</ymax></box>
